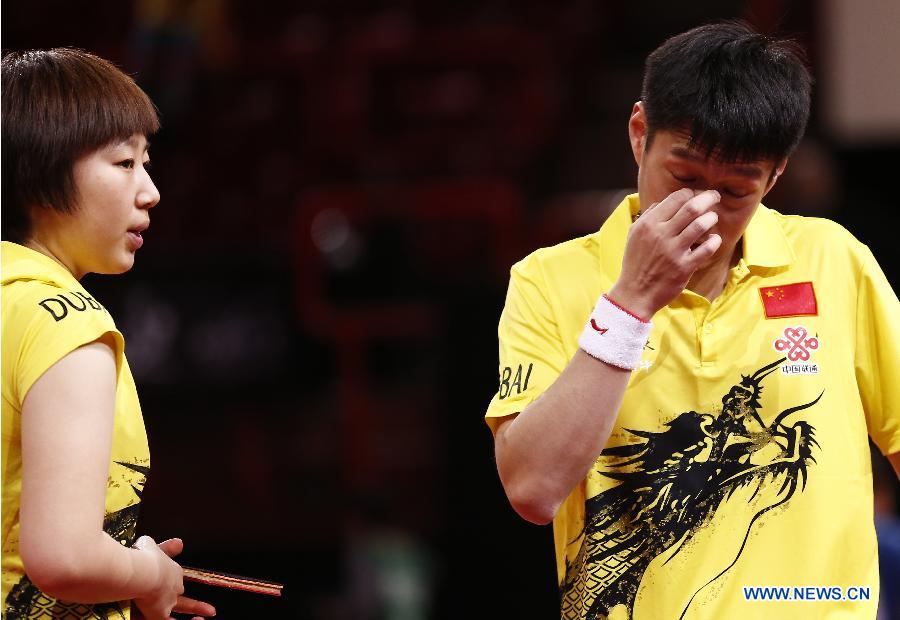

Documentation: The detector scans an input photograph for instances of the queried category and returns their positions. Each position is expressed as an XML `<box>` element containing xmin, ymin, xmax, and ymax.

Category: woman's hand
<box><xmin>132</xmin><ymin>537</ymin><xmax>215</xmax><ymax>619</ymax></box>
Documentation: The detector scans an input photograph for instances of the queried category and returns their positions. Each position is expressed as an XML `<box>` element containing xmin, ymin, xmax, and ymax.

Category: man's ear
<box><xmin>628</xmin><ymin>102</ymin><xmax>648</xmax><ymax>166</ymax></box>
<box><xmin>763</xmin><ymin>159</ymin><xmax>789</xmax><ymax>196</ymax></box>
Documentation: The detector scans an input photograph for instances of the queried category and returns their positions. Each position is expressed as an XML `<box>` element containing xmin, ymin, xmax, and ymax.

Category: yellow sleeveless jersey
<box><xmin>2</xmin><ymin>242</ymin><xmax>150</xmax><ymax>619</ymax></box>
<box><xmin>486</xmin><ymin>195</ymin><xmax>900</xmax><ymax>619</ymax></box>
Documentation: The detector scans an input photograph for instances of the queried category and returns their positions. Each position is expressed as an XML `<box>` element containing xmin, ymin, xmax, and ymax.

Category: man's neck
<box><xmin>686</xmin><ymin>243</ymin><xmax>741</xmax><ymax>303</ymax></box>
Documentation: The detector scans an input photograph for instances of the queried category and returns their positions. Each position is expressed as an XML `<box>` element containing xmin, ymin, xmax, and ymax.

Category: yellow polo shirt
<box><xmin>2</xmin><ymin>242</ymin><xmax>149</xmax><ymax>619</ymax></box>
<box><xmin>486</xmin><ymin>195</ymin><xmax>900</xmax><ymax>620</ymax></box>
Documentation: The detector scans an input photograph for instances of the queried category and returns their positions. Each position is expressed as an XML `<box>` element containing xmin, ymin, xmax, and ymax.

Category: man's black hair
<box><xmin>641</xmin><ymin>21</ymin><xmax>812</xmax><ymax>163</ymax></box>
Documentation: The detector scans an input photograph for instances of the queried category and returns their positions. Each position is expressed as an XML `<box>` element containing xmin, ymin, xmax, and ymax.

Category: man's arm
<box><xmin>494</xmin><ymin>352</ymin><xmax>631</xmax><ymax>524</ymax></box>
<box><xmin>494</xmin><ymin>189</ymin><xmax>723</xmax><ymax>524</ymax></box>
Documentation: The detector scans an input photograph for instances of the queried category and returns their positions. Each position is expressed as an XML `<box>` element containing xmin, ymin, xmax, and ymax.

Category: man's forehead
<box><xmin>666</xmin><ymin>134</ymin><xmax>772</xmax><ymax>178</ymax></box>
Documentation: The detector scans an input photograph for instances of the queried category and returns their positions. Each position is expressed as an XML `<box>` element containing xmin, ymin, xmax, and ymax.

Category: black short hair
<box><xmin>2</xmin><ymin>48</ymin><xmax>160</xmax><ymax>242</ymax></box>
<box><xmin>641</xmin><ymin>21</ymin><xmax>812</xmax><ymax>163</ymax></box>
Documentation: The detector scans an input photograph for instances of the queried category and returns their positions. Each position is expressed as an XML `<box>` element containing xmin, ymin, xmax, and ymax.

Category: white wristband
<box><xmin>578</xmin><ymin>294</ymin><xmax>652</xmax><ymax>370</ymax></box>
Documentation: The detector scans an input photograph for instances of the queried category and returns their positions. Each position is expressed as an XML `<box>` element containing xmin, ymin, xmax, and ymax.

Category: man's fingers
<box><xmin>174</xmin><ymin>595</ymin><xmax>217</xmax><ymax>617</ymax></box>
<box><xmin>677</xmin><ymin>210</ymin><xmax>718</xmax><ymax>248</ymax></box>
<box><xmin>637</xmin><ymin>201</ymin><xmax>660</xmax><ymax>219</ymax></box>
<box><xmin>667</xmin><ymin>189</ymin><xmax>720</xmax><ymax>233</ymax></box>
<box><xmin>157</xmin><ymin>537</ymin><xmax>184</xmax><ymax>558</ymax></box>
<box><xmin>647</xmin><ymin>188</ymin><xmax>698</xmax><ymax>221</ymax></box>
<box><xmin>687</xmin><ymin>233</ymin><xmax>722</xmax><ymax>268</ymax></box>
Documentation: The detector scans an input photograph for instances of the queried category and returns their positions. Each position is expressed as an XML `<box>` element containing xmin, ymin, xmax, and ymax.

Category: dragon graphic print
<box><xmin>561</xmin><ymin>358</ymin><xmax>822</xmax><ymax>619</ymax></box>
<box><xmin>3</xmin><ymin>461</ymin><xmax>149</xmax><ymax>619</ymax></box>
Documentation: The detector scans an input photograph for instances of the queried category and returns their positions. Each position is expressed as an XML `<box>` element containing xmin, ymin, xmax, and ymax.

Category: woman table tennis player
<box><xmin>1</xmin><ymin>48</ymin><xmax>215</xmax><ymax>620</ymax></box>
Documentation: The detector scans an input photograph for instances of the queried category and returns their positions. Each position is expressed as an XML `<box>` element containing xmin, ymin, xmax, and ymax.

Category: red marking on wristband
<box><xmin>590</xmin><ymin>319</ymin><xmax>608</xmax><ymax>334</ymax></box>
<box><xmin>603</xmin><ymin>294</ymin><xmax>649</xmax><ymax>323</ymax></box>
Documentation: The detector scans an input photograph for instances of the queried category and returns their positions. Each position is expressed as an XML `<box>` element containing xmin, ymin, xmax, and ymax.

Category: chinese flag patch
<box><xmin>759</xmin><ymin>282</ymin><xmax>818</xmax><ymax>318</ymax></box>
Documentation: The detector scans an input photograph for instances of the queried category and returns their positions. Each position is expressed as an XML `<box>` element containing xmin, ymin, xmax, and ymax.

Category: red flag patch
<box><xmin>759</xmin><ymin>282</ymin><xmax>818</xmax><ymax>318</ymax></box>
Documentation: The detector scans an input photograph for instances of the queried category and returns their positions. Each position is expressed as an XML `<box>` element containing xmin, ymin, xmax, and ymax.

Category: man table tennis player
<box><xmin>485</xmin><ymin>21</ymin><xmax>900</xmax><ymax>620</ymax></box>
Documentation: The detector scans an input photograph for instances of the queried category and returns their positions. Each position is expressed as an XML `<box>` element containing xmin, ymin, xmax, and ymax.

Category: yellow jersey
<box><xmin>486</xmin><ymin>195</ymin><xmax>900</xmax><ymax>619</ymax></box>
<box><xmin>2</xmin><ymin>242</ymin><xmax>150</xmax><ymax>619</ymax></box>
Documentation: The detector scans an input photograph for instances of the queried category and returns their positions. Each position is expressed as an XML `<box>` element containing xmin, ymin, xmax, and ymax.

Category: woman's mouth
<box><xmin>127</xmin><ymin>229</ymin><xmax>145</xmax><ymax>249</ymax></box>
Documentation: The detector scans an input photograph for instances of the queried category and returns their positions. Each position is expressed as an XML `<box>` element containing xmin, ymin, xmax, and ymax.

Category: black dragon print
<box><xmin>561</xmin><ymin>358</ymin><xmax>822</xmax><ymax>619</ymax></box>
<box><xmin>4</xmin><ymin>461</ymin><xmax>149</xmax><ymax>619</ymax></box>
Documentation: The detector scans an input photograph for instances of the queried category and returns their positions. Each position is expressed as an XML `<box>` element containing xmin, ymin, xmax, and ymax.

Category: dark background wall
<box><xmin>4</xmin><ymin>1</ymin><xmax>899</xmax><ymax>618</ymax></box>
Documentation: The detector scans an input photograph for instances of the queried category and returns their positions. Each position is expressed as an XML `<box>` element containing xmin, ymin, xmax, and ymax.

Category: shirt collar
<box><xmin>740</xmin><ymin>203</ymin><xmax>794</xmax><ymax>269</ymax></box>
<box><xmin>1</xmin><ymin>241</ymin><xmax>81</xmax><ymax>288</ymax></box>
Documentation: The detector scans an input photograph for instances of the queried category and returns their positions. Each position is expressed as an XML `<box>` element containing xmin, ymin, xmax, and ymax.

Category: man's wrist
<box><xmin>579</xmin><ymin>294</ymin><xmax>653</xmax><ymax>371</ymax></box>
<box><xmin>606</xmin><ymin>283</ymin><xmax>658</xmax><ymax>322</ymax></box>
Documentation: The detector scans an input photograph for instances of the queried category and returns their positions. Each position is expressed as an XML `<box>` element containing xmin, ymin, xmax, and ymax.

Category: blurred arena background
<box><xmin>4</xmin><ymin>0</ymin><xmax>899</xmax><ymax>617</ymax></box>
